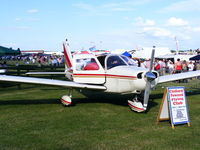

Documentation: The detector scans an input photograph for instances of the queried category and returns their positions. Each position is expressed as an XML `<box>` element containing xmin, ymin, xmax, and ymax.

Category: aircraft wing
<box><xmin>158</xmin><ymin>70</ymin><xmax>200</xmax><ymax>84</ymax></box>
<box><xmin>26</xmin><ymin>70</ymin><xmax>73</xmax><ymax>80</ymax></box>
<box><xmin>0</xmin><ymin>75</ymin><xmax>106</xmax><ymax>90</ymax></box>
<box><xmin>25</xmin><ymin>72</ymin><xmax>65</xmax><ymax>75</ymax></box>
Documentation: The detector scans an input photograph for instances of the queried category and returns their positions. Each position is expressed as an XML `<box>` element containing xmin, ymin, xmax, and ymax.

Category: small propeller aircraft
<box><xmin>0</xmin><ymin>39</ymin><xmax>200</xmax><ymax>112</ymax></box>
<box><xmin>0</xmin><ymin>69</ymin><xmax>6</xmax><ymax>73</ymax></box>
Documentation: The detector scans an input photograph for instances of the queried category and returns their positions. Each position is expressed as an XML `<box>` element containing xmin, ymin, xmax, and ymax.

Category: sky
<box><xmin>0</xmin><ymin>0</ymin><xmax>200</xmax><ymax>52</ymax></box>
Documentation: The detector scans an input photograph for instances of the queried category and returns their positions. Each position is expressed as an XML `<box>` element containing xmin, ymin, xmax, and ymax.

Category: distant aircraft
<box><xmin>0</xmin><ymin>40</ymin><xmax>200</xmax><ymax>112</ymax></box>
<box><xmin>0</xmin><ymin>69</ymin><xmax>6</xmax><ymax>73</ymax></box>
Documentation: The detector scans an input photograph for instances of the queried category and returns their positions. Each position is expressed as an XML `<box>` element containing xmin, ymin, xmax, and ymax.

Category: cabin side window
<box><xmin>75</xmin><ymin>58</ymin><xmax>99</xmax><ymax>71</ymax></box>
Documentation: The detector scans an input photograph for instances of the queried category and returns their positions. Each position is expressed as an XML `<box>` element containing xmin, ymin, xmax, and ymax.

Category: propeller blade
<box><xmin>149</xmin><ymin>46</ymin><xmax>155</xmax><ymax>72</ymax></box>
<box><xmin>143</xmin><ymin>46</ymin><xmax>156</xmax><ymax>110</ymax></box>
<box><xmin>143</xmin><ymin>82</ymin><xmax>151</xmax><ymax>109</ymax></box>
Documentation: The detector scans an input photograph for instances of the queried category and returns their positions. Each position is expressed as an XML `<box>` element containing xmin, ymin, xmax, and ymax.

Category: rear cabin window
<box><xmin>75</xmin><ymin>58</ymin><xmax>99</xmax><ymax>71</ymax></box>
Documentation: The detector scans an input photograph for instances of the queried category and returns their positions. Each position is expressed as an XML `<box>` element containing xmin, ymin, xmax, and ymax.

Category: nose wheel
<box><xmin>128</xmin><ymin>96</ymin><xmax>146</xmax><ymax>112</ymax></box>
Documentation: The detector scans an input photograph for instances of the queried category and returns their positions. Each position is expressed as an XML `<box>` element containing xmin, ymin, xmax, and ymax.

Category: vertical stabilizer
<box><xmin>63</xmin><ymin>40</ymin><xmax>73</xmax><ymax>80</ymax></box>
<box><xmin>63</xmin><ymin>40</ymin><xmax>73</xmax><ymax>69</ymax></box>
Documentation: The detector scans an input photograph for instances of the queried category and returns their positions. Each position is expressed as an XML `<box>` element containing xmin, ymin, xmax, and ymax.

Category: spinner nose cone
<box><xmin>145</xmin><ymin>72</ymin><xmax>156</xmax><ymax>82</ymax></box>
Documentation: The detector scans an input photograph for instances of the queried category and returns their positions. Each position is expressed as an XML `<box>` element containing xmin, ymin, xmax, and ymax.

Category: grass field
<box><xmin>0</xmin><ymin>79</ymin><xmax>200</xmax><ymax>150</ymax></box>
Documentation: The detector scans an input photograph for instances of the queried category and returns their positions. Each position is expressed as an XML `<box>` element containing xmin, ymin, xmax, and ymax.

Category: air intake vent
<box><xmin>152</xmin><ymin>72</ymin><xmax>158</xmax><ymax>78</ymax></box>
<box><xmin>137</xmin><ymin>72</ymin><xmax>143</xmax><ymax>79</ymax></box>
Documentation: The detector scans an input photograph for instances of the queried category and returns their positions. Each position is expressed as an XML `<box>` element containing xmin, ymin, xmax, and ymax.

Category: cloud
<box><xmin>27</xmin><ymin>9</ymin><xmax>39</xmax><ymax>13</ymax></box>
<box><xmin>15</xmin><ymin>18</ymin><xmax>22</xmax><ymax>21</ymax></box>
<box><xmin>135</xmin><ymin>17</ymin><xmax>156</xmax><ymax>26</ymax></box>
<box><xmin>160</xmin><ymin>0</ymin><xmax>200</xmax><ymax>12</ymax></box>
<box><xmin>102</xmin><ymin>2</ymin><xmax>135</xmax><ymax>12</ymax></box>
<box><xmin>1</xmin><ymin>42</ymin><xmax>18</xmax><ymax>49</ymax></box>
<box><xmin>12</xmin><ymin>26</ymin><xmax>31</xmax><ymax>30</ymax></box>
<box><xmin>183</xmin><ymin>26</ymin><xmax>200</xmax><ymax>32</ymax></box>
<box><xmin>110</xmin><ymin>7</ymin><xmax>133</xmax><ymax>12</ymax></box>
<box><xmin>142</xmin><ymin>27</ymin><xmax>173</xmax><ymax>38</ymax></box>
<box><xmin>193</xmin><ymin>27</ymin><xmax>200</xmax><ymax>31</ymax></box>
<box><xmin>14</xmin><ymin>17</ymin><xmax>39</xmax><ymax>22</ymax></box>
<box><xmin>73</xmin><ymin>2</ymin><xmax>95</xmax><ymax>12</ymax></box>
<box><xmin>166</xmin><ymin>17</ymin><xmax>189</xmax><ymax>26</ymax></box>
<box><xmin>73</xmin><ymin>1</ymin><xmax>140</xmax><ymax>14</ymax></box>
<box><xmin>27</xmin><ymin>18</ymin><xmax>40</xmax><ymax>21</ymax></box>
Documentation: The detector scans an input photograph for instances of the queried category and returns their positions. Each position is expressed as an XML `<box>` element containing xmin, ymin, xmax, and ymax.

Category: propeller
<box><xmin>143</xmin><ymin>46</ymin><xmax>156</xmax><ymax>110</ymax></box>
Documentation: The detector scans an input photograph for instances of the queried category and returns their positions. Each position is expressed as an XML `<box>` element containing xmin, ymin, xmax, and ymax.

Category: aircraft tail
<box><xmin>63</xmin><ymin>41</ymin><xmax>73</xmax><ymax>69</ymax></box>
<box><xmin>63</xmin><ymin>40</ymin><xmax>73</xmax><ymax>80</ymax></box>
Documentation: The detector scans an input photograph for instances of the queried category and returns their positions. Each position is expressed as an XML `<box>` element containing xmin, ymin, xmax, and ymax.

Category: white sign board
<box><xmin>157</xmin><ymin>87</ymin><xmax>190</xmax><ymax>128</ymax></box>
<box><xmin>168</xmin><ymin>87</ymin><xmax>190</xmax><ymax>126</ymax></box>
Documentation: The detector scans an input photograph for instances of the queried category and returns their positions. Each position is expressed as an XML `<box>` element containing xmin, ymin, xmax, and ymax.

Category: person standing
<box><xmin>174</xmin><ymin>59</ymin><xmax>182</xmax><ymax>74</ymax></box>
<box><xmin>168</xmin><ymin>60</ymin><xmax>174</xmax><ymax>74</ymax></box>
<box><xmin>188</xmin><ymin>61</ymin><xmax>194</xmax><ymax>71</ymax></box>
<box><xmin>182</xmin><ymin>60</ymin><xmax>188</xmax><ymax>83</ymax></box>
<box><xmin>174</xmin><ymin>59</ymin><xmax>182</xmax><ymax>83</ymax></box>
<box><xmin>159</xmin><ymin>59</ymin><xmax>166</xmax><ymax>76</ymax></box>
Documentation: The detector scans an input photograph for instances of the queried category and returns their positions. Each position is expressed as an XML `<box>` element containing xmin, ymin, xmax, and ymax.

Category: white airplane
<box><xmin>0</xmin><ymin>69</ymin><xmax>6</xmax><ymax>73</ymax></box>
<box><xmin>0</xmin><ymin>40</ymin><xmax>200</xmax><ymax>112</ymax></box>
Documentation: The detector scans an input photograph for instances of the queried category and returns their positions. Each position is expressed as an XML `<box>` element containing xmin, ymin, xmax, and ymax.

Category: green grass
<box><xmin>0</xmin><ymin>80</ymin><xmax>200</xmax><ymax>150</ymax></box>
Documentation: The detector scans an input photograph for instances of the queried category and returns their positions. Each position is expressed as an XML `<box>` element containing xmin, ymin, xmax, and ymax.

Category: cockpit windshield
<box><xmin>120</xmin><ymin>55</ymin><xmax>136</xmax><ymax>66</ymax></box>
<box><xmin>106</xmin><ymin>55</ymin><xmax>127</xmax><ymax>69</ymax></box>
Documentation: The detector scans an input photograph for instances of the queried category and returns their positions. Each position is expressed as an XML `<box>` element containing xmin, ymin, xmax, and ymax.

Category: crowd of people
<box><xmin>138</xmin><ymin>58</ymin><xmax>200</xmax><ymax>76</ymax></box>
<box><xmin>0</xmin><ymin>54</ymin><xmax>65</xmax><ymax>67</ymax></box>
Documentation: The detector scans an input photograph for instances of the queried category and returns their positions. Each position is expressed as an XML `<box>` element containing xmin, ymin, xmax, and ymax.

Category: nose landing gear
<box><xmin>128</xmin><ymin>96</ymin><xmax>146</xmax><ymax>112</ymax></box>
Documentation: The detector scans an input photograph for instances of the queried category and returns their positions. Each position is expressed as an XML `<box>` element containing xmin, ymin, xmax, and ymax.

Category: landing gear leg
<box><xmin>128</xmin><ymin>95</ymin><xmax>146</xmax><ymax>112</ymax></box>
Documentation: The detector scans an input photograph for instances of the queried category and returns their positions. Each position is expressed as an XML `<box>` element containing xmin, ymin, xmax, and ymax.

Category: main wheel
<box><xmin>60</xmin><ymin>95</ymin><xmax>72</xmax><ymax>106</ymax></box>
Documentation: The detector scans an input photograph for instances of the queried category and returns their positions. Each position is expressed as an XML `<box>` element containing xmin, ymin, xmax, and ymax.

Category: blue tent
<box><xmin>122</xmin><ymin>51</ymin><xmax>132</xmax><ymax>58</ymax></box>
<box><xmin>189</xmin><ymin>55</ymin><xmax>200</xmax><ymax>61</ymax></box>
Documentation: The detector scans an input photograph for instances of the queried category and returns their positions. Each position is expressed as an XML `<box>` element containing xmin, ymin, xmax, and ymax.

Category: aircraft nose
<box><xmin>145</xmin><ymin>72</ymin><xmax>156</xmax><ymax>82</ymax></box>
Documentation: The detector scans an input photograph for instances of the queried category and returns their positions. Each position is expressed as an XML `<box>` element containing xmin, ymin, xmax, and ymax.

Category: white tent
<box><xmin>133</xmin><ymin>47</ymin><xmax>171</xmax><ymax>59</ymax></box>
<box><xmin>156</xmin><ymin>54</ymin><xmax>196</xmax><ymax>62</ymax></box>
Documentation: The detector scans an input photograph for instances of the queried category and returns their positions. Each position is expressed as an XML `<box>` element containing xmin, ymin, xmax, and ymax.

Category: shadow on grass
<box><xmin>0</xmin><ymin>96</ymin><xmax>158</xmax><ymax>108</ymax></box>
<box><xmin>0</xmin><ymin>97</ymin><xmax>129</xmax><ymax>106</ymax></box>
<box><xmin>0</xmin><ymin>99</ymin><xmax>60</xmax><ymax>105</ymax></box>
<box><xmin>74</xmin><ymin>97</ymin><xmax>158</xmax><ymax>112</ymax></box>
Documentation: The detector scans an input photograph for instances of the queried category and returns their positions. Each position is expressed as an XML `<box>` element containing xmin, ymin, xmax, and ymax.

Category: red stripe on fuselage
<box><xmin>106</xmin><ymin>74</ymin><xmax>137</xmax><ymax>79</ymax></box>
<box><xmin>73</xmin><ymin>73</ymin><xmax>137</xmax><ymax>79</ymax></box>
